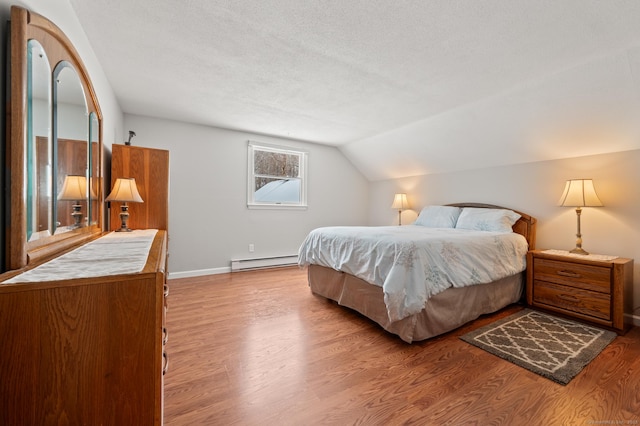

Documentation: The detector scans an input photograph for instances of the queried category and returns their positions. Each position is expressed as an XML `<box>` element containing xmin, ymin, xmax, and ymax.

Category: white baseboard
<box><xmin>625</xmin><ymin>313</ymin><xmax>640</xmax><ymax>327</ymax></box>
<box><xmin>167</xmin><ymin>255</ymin><xmax>300</xmax><ymax>279</ymax></box>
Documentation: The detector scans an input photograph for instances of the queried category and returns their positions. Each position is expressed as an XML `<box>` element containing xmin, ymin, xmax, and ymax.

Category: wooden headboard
<box><xmin>447</xmin><ymin>203</ymin><xmax>537</xmax><ymax>250</ymax></box>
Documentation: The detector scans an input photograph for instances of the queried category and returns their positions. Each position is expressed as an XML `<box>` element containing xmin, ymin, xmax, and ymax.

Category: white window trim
<box><xmin>247</xmin><ymin>141</ymin><xmax>308</xmax><ymax>210</ymax></box>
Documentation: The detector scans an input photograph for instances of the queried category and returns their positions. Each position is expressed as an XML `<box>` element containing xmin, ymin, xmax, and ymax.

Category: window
<box><xmin>247</xmin><ymin>141</ymin><xmax>308</xmax><ymax>209</ymax></box>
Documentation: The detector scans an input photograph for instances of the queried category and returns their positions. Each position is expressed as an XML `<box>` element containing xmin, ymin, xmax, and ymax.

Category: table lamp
<box><xmin>391</xmin><ymin>193</ymin><xmax>410</xmax><ymax>226</ymax></box>
<box><xmin>557</xmin><ymin>179</ymin><xmax>603</xmax><ymax>255</ymax></box>
<box><xmin>106</xmin><ymin>177</ymin><xmax>144</xmax><ymax>232</ymax></box>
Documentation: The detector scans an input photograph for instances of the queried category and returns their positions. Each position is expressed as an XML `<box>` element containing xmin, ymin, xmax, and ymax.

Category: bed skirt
<box><xmin>307</xmin><ymin>264</ymin><xmax>524</xmax><ymax>343</ymax></box>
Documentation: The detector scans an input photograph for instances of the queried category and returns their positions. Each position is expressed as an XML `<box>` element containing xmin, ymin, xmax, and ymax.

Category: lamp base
<box><xmin>115</xmin><ymin>204</ymin><xmax>133</xmax><ymax>232</ymax></box>
<box><xmin>570</xmin><ymin>247</ymin><xmax>589</xmax><ymax>255</ymax></box>
<box><xmin>570</xmin><ymin>207</ymin><xmax>589</xmax><ymax>255</ymax></box>
<box><xmin>70</xmin><ymin>204</ymin><xmax>83</xmax><ymax>228</ymax></box>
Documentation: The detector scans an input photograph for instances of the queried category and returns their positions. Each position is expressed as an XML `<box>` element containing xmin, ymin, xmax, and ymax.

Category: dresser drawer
<box><xmin>533</xmin><ymin>258</ymin><xmax>611</xmax><ymax>293</ymax></box>
<box><xmin>533</xmin><ymin>280</ymin><xmax>611</xmax><ymax>321</ymax></box>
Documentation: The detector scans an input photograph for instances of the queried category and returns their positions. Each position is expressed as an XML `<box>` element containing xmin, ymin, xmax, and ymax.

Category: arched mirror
<box><xmin>8</xmin><ymin>6</ymin><xmax>103</xmax><ymax>270</ymax></box>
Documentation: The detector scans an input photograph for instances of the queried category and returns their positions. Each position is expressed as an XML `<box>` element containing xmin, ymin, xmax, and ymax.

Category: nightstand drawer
<box><xmin>533</xmin><ymin>280</ymin><xmax>611</xmax><ymax>320</ymax></box>
<box><xmin>533</xmin><ymin>258</ymin><xmax>611</xmax><ymax>293</ymax></box>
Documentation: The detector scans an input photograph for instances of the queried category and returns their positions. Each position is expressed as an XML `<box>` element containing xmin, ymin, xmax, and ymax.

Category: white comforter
<box><xmin>298</xmin><ymin>225</ymin><xmax>528</xmax><ymax>322</ymax></box>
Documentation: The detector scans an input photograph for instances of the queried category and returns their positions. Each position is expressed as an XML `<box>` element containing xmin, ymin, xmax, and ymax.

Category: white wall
<box><xmin>123</xmin><ymin>114</ymin><xmax>369</xmax><ymax>277</ymax></box>
<box><xmin>370</xmin><ymin>149</ymin><xmax>640</xmax><ymax>320</ymax></box>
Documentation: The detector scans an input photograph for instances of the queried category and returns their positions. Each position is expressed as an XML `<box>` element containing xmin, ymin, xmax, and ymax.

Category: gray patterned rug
<box><xmin>460</xmin><ymin>309</ymin><xmax>616</xmax><ymax>385</ymax></box>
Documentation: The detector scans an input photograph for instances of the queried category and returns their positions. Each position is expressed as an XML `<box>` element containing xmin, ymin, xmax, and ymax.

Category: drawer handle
<box><xmin>163</xmin><ymin>327</ymin><xmax>169</xmax><ymax>345</ymax></box>
<box><xmin>557</xmin><ymin>270</ymin><xmax>581</xmax><ymax>278</ymax></box>
<box><xmin>557</xmin><ymin>294</ymin><xmax>580</xmax><ymax>303</ymax></box>
<box><xmin>163</xmin><ymin>351</ymin><xmax>169</xmax><ymax>375</ymax></box>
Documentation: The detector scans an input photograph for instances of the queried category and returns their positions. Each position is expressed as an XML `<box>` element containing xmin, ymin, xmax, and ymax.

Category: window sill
<box><xmin>247</xmin><ymin>203</ymin><xmax>308</xmax><ymax>210</ymax></box>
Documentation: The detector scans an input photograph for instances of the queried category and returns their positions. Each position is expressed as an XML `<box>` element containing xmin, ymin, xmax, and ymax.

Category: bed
<box><xmin>298</xmin><ymin>203</ymin><xmax>537</xmax><ymax>343</ymax></box>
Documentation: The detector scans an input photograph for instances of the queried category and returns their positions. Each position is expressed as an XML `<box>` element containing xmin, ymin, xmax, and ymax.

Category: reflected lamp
<box><xmin>106</xmin><ymin>178</ymin><xmax>144</xmax><ymax>232</ymax></box>
<box><xmin>58</xmin><ymin>175</ymin><xmax>92</xmax><ymax>228</ymax></box>
<box><xmin>557</xmin><ymin>179</ymin><xmax>603</xmax><ymax>255</ymax></box>
<box><xmin>391</xmin><ymin>193</ymin><xmax>410</xmax><ymax>226</ymax></box>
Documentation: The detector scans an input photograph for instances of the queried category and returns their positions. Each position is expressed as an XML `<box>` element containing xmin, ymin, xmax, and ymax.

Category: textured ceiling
<box><xmin>68</xmin><ymin>0</ymin><xmax>640</xmax><ymax>179</ymax></box>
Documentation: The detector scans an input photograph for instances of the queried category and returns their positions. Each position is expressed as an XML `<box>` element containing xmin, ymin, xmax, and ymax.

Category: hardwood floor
<box><xmin>164</xmin><ymin>266</ymin><xmax>640</xmax><ymax>425</ymax></box>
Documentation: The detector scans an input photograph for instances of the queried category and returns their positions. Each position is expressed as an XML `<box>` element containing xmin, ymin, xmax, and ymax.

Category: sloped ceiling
<box><xmin>69</xmin><ymin>0</ymin><xmax>640</xmax><ymax>180</ymax></box>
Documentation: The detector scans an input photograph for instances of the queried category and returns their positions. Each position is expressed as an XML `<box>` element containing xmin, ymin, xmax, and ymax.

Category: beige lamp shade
<box><xmin>558</xmin><ymin>179</ymin><xmax>603</xmax><ymax>207</ymax></box>
<box><xmin>391</xmin><ymin>193</ymin><xmax>410</xmax><ymax>210</ymax></box>
<box><xmin>58</xmin><ymin>175</ymin><xmax>96</xmax><ymax>200</ymax></box>
<box><xmin>105</xmin><ymin>178</ymin><xmax>144</xmax><ymax>203</ymax></box>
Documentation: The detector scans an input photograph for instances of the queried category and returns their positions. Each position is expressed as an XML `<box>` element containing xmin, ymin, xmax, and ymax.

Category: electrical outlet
<box><xmin>248</xmin><ymin>244</ymin><xmax>254</xmax><ymax>252</ymax></box>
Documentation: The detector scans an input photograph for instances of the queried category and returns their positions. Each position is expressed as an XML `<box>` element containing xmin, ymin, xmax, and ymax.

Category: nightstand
<box><xmin>526</xmin><ymin>249</ymin><xmax>633</xmax><ymax>334</ymax></box>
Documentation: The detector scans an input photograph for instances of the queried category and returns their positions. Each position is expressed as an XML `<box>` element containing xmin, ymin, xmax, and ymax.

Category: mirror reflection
<box><xmin>53</xmin><ymin>63</ymin><xmax>89</xmax><ymax>234</ymax></box>
<box><xmin>89</xmin><ymin>112</ymin><xmax>100</xmax><ymax>226</ymax></box>
<box><xmin>26</xmin><ymin>40</ymin><xmax>52</xmax><ymax>242</ymax></box>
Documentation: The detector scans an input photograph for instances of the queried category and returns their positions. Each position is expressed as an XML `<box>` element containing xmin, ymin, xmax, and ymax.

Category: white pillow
<box><xmin>455</xmin><ymin>208</ymin><xmax>521</xmax><ymax>233</ymax></box>
<box><xmin>414</xmin><ymin>205</ymin><xmax>462</xmax><ymax>228</ymax></box>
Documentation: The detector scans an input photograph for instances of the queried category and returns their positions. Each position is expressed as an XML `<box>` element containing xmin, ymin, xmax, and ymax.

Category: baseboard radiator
<box><xmin>230</xmin><ymin>255</ymin><xmax>299</xmax><ymax>272</ymax></box>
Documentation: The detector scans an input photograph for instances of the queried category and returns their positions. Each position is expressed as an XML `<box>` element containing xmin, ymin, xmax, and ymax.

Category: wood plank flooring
<box><xmin>164</xmin><ymin>266</ymin><xmax>640</xmax><ymax>425</ymax></box>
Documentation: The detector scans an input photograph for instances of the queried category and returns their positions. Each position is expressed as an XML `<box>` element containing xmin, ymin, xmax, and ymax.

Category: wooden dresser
<box><xmin>527</xmin><ymin>249</ymin><xmax>633</xmax><ymax>333</ymax></box>
<box><xmin>0</xmin><ymin>230</ymin><xmax>168</xmax><ymax>425</ymax></box>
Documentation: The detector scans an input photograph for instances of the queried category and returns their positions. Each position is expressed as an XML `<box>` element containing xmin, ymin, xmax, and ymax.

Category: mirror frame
<box><xmin>8</xmin><ymin>6</ymin><xmax>103</xmax><ymax>270</ymax></box>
